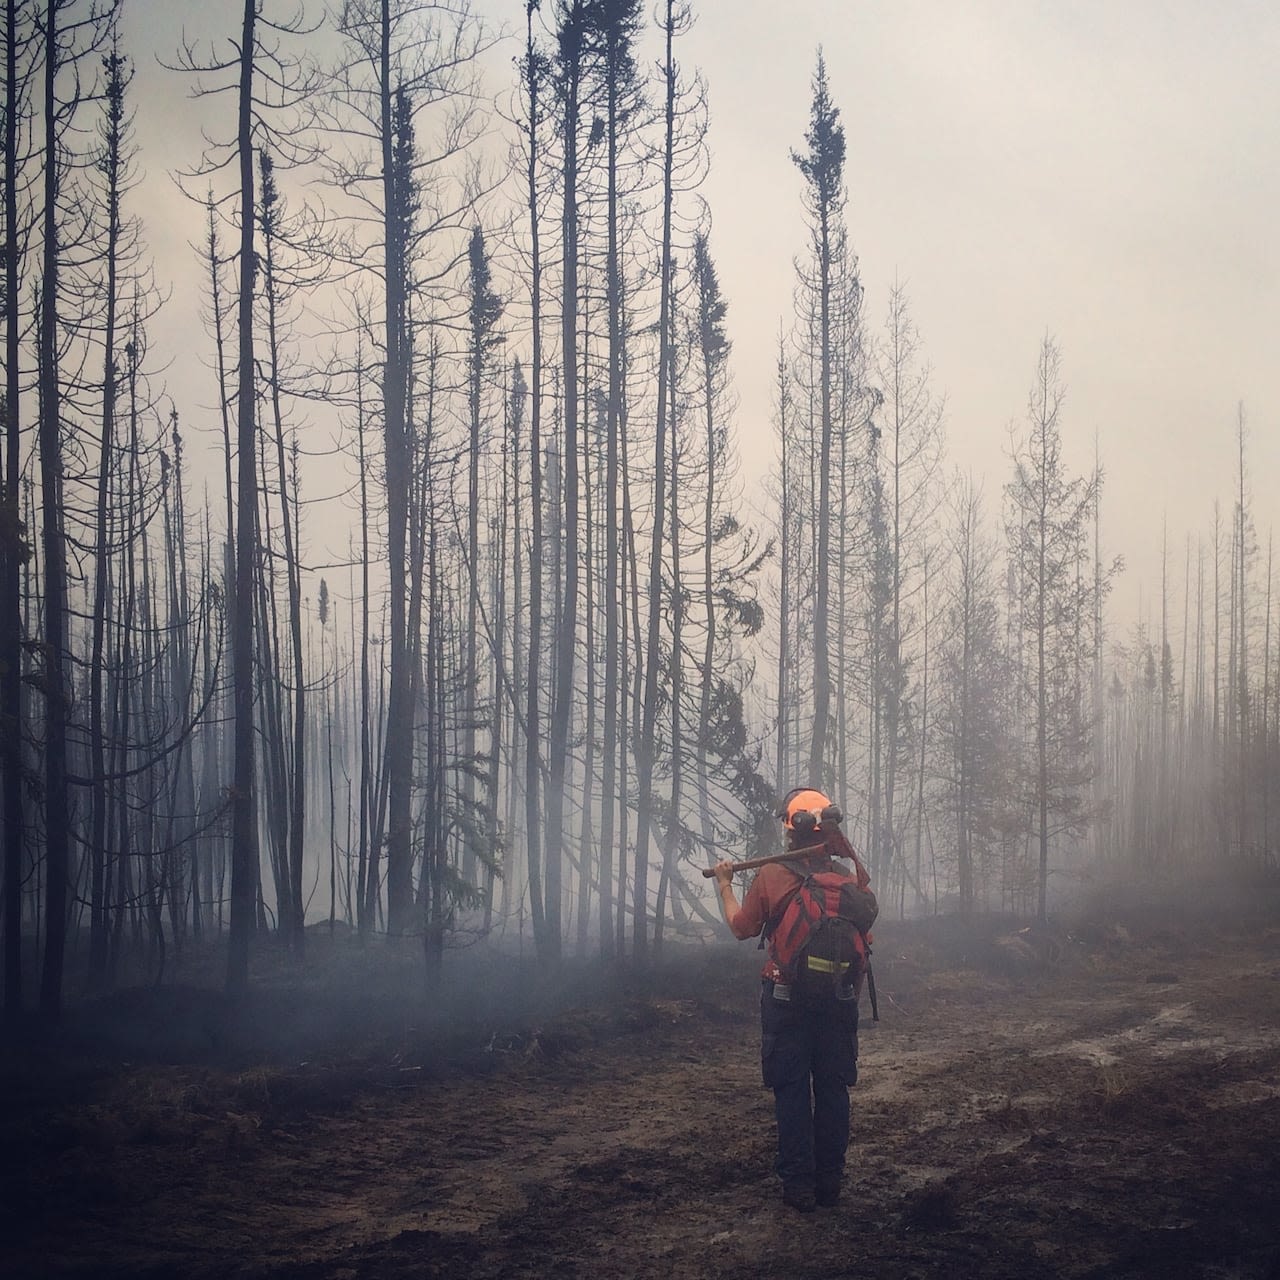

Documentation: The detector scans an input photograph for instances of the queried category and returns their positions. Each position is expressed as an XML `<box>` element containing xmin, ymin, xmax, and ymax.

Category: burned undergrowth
<box><xmin>4</xmin><ymin>906</ymin><xmax>1280</xmax><ymax>1278</ymax></box>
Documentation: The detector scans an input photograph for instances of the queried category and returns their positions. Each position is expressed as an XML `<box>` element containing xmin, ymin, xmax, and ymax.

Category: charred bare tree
<box><xmin>160</xmin><ymin>412</ymin><xmax>200</xmax><ymax>949</ymax></box>
<box><xmin>792</xmin><ymin>50</ymin><xmax>845</xmax><ymax>791</ymax></box>
<box><xmin>772</xmin><ymin>330</ymin><xmax>794</xmax><ymax>791</ymax></box>
<box><xmin>256</xmin><ymin>149</ymin><xmax>308</xmax><ymax>952</ymax></box>
<box><xmin>1005</xmin><ymin>337</ymin><xmax>1110</xmax><ymax>921</ymax></box>
<box><xmin>873</xmin><ymin>281</ymin><xmax>943</xmax><ymax>909</ymax></box>
<box><xmin>226</xmin><ymin>0</ymin><xmax>261</xmax><ymax>999</ymax></box>
<box><xmin>629</xmin><ymin>0</ymin><xmax>683</xmax><ymax>961</ymax></box>
<box><xmin>518</xmin><ymin>4</ymin><xmax>549</xmax><ymax>956</ymax></box>
<box><xmin>691</xmin><ymin>232</ymin><xmax>727</xmax><ymax>856</ymax></box>
<box><xmin>686</xmin><ymin>232</ymin><xmax>767</xmax><ymax>864</ymax></box>
<box><xmin>36</xmin><ymin>0</ymin><xmax>119</xmax><ymax>1020</ymax></box>
<box><xmin>1</xmin><ymin>0</ymin><xmax>36</xmax><ymax>1020</ymax></box>
<box><xmin>328</xmin><ymin>0</ymin><xmax>493</xmax><ymax>940</ymax></box>
<box><xmin>937</xmin><ymin>477</ymin><xmax>1010</xmax><ymax>913</ymax></box>
<box><xmin>652</xmin><ymin>270</ymin><xmax>682</xmax><ymax>947</ymax></box>
<box><xmin>588</xmin><ymin>0</ymin><xmax>641</xmax><ymax>961</ymax></box>
<box><xmin>86</xmin><ymin>32</ymin><xmax>130</xmax><ymax>979</ymax></box>
<box><xmin>379</xmin><ymin>62</ymin><xmax>414</xmax><ymax>939</ymax></box>
<box><xmin>541</xmin><ymin>0</ymin><xmax>590</xmax><ymax>962</ymax></box>
<box><xmin>352</xmin><ymin>325</ymin><xmax>376</xmax><ymax>935</ymax></box>
<box><xmin>462</xmin><ymin>222</ymin><xmax>502</xmax><ymax>891</ymax></box>
<box><xmin>173</xmin><ymin>0</ymin><xmax>317</xmax><ymax>997</ymax></box>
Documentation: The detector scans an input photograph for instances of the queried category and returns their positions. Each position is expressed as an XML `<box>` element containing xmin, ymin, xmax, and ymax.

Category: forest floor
<box><xmin>4</xmin><ymin>886</ymin><xmax>1280</xmax><ymax>1279</ymax></box>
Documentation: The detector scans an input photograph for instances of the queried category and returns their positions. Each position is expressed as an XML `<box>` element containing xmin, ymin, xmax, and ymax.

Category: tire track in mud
<box><xmin>850</xmin><ymin>947</ymin><xmax>1280</xmax><ymax>1280</ymax></box>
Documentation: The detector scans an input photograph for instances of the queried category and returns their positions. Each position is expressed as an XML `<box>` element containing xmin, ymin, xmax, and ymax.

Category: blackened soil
<box><xmin>4</xmin><ymin>915</ymin><xmax>1280</xmax><ymax>1279</ymax></box>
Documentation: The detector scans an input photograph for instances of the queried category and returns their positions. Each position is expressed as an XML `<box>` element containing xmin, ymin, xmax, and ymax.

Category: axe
<box><xmin>701</xmin><ymin>827</ymin><xmax>872</xmax><ymax>885</ymax></box>
<box><xmin>699</xmin><ymin>847</ymin><xmax>837</xmax><ymax>878</ymax></box>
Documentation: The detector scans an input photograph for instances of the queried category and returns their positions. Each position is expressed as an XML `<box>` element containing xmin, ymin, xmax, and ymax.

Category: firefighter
<box><xmin>712</xmin><ymin>788</ymin><xmax>862</xmax><ymax>1213</ymax></box>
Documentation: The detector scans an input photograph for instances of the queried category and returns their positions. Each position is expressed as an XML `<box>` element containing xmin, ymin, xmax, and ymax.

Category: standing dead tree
<box><xmin>327</xmin><ymin>0</ymin><xmax>493</xmax><ymax>941</ymax></box>
<box><xmin>792</xmin><ymin>49</ymin><xmax>845</xmax><ymax>792</ymax></box>
<box><xmin>1</xmin><ymin>0</ymin><xmax>38</xmax><ymax>1021</ymax></box>
<box><xmin>871</xmin><ymin>281</ymin><xmax>943</xmax><ymax>911</ymax></box>
<box><xmin>172</xmin><ymin>0</ymin><xmax>317</xmax><ymax>999</ymax></box>
<box><xmin>1004</xmin><ymin>337</ymin><xmax>1111</xmax><ymax>921</ymax></box>
<box><xmin>35</xmin><ymin>0</ymin><xmax>119</xmax><ymax>1020</ymax></box>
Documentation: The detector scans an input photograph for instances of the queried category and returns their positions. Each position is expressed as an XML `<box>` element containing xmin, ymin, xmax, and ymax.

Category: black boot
<box><xmin>815</xmin><ymin>1176</ymin><xmax>841</xmax><ymax>1208</ymax></box>
<box><xmin>782</xmin><ymin>1181</ymin><xmax>816</xmax><ymax>1214</ymax></box>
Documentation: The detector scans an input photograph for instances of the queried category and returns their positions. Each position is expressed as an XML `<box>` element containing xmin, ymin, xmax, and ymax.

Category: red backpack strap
<box><xmin>768</xmin><ymin>883</ymin><xmax>826</xmax><ymax>978</ymax></box>
<box><xmin>760</xmin><ymin>859</ymin><xmax>813</xmax><ymax>942</ymax></box>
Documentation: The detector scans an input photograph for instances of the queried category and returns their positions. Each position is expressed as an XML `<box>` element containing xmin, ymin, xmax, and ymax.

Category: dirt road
<box><xmin>6</xmin><ymin>919</ymin><xmax>1280</xmax><ymax>1278</ymax></box>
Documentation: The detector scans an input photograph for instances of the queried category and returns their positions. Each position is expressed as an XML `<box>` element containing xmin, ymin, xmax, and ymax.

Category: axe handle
<box><xmin>700</xmin><ymin>848</ymin><xmax>833</xmax><ymax>879</ymax></box>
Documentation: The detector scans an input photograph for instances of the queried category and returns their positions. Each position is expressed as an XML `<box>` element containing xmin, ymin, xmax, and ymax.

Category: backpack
<box><xmin>768</xmin><ymin>857</ymin><xmax>879</xmax><ymax>1006</ymax></box>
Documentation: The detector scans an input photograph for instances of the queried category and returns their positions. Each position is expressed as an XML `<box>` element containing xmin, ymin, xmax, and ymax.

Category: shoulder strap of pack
<box><xmin>759</xmin><ymin>859</ymin><xmax>814</xmax><ymax>944</ymax></box>
<box><xmin>762</xmin><ymin>857</ymin><xmax>842</xmax><ymax>943</ymax></box>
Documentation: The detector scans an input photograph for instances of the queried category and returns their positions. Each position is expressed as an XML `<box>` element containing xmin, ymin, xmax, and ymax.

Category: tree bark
<box><xmin>544</xmin><ymin>2</ymin><xmax>587</xmax><ymax>962</ymax></box>
<box><xmin>226</xmin><ymin>0</ymin><xmax>260</xmax><ymax>1000</ymax></box>
<box><xmin>521</xmin><ymin>7</ymin><xmax>546</xmax><ymax>953</ymax></box>
<box><xmin>380</xmin><ymin>3</ymin><xmax>414</xmax><ymax>936</ymax></box>
<box><xmin>37</xmin><ymin>0</ymin><xmax>70</xmax><ymax>1021</ymax></box>
<box><xmin>632</xmin><ymin>0</ymin><xmax>678</xmax><ymax>963</ymax></box>
<box><xmin>3</xmin><ymin>0</ymin><xmax>27</xmax><ymax>1021</ymax></box>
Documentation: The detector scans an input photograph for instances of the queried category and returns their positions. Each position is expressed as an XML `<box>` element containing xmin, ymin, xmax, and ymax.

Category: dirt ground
<box><xmin>4</xmin><ymin>909</ymin><xmax>1280</xmax><ymax>1280</ymax></box>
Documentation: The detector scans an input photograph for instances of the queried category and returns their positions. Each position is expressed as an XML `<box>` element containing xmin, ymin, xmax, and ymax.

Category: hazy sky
<box><xmin>123</xmin><ymin>0</ymin><xmax>1278</xmax><ymax>626</ymax></box>
<box><xmin>681</xmin><ymin>0</ymin><xmax>1279</xmax><ymax>620</ymax></box>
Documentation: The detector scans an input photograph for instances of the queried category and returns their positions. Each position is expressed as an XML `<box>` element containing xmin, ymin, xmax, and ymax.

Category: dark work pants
<box><xmin>760</xmin><ymin>980</ymin><xmax>859</xmax><ymax>1190</ymax></box>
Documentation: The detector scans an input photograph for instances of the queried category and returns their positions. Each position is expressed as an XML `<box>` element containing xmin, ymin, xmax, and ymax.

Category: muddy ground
<box><xmin>4</xmin><ymin>904</ymin><xmax>1280</xmax><ymax>1279</ymax></box>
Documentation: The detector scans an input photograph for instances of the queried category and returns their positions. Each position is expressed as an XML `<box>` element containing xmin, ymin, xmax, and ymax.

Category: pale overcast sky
<box><xmin>123</xmin><ymin>0</ymin><xmax>1278</xmax><ymax>625</ymax></box>
<box><xmin>684</xmin><ymin>0</ymin><xmax>1279</xmax><ymax>619</ymax></box>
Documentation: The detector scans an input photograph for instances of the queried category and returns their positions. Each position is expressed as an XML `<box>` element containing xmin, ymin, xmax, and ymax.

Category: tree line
<box><xmin>1</xmin><ymin>0</ymin><xmax>1274</xmax><ymax>1021</ymax></box>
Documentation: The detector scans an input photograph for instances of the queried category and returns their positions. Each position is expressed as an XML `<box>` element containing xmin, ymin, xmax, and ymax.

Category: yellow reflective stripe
<box><xmin>804</xmin><ymin>956</ymin><xmax>851</xmax><ymax>974</ymax></box>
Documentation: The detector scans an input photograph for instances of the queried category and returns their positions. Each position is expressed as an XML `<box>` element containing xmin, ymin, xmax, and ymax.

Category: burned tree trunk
<box><xmin>227</xmin><ymin>0</ymin><xmax>260</xmax><ymax>1000</ymax></box>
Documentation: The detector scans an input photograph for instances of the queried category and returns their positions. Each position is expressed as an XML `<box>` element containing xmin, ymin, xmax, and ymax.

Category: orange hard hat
<box><xmin>777</xmin><ymin>788</ymin><xmax>833</xmax><ymax>831</ymax></box>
